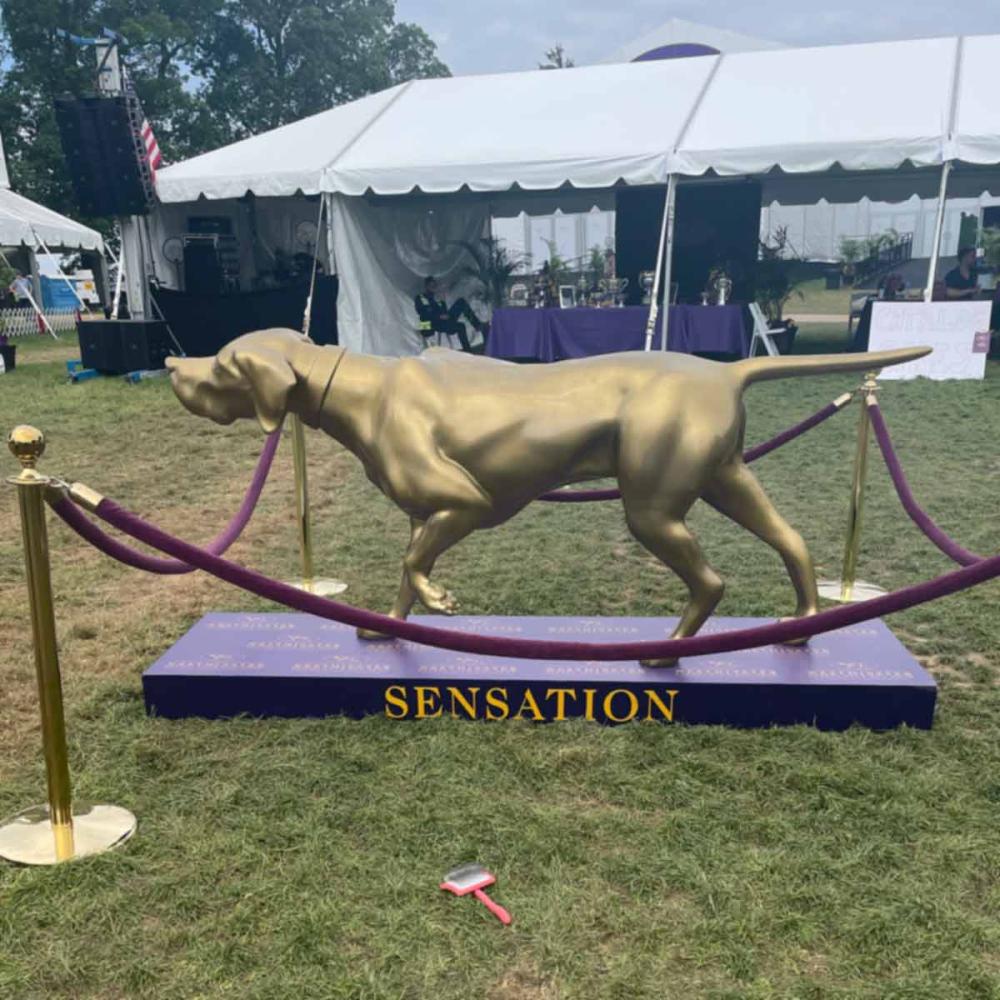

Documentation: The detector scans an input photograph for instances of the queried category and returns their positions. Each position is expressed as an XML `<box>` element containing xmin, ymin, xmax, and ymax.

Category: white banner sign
<box><xmin>868</xmin><ymin>301</ymin><xmax>992</xmax><ymax>380</ymax></box>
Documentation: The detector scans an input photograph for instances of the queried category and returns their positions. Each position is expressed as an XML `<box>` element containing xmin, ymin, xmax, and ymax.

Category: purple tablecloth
<box><xmin>487</xmin><ymin>305</ymin><xmax>749</xmax><ymax>361</ymax></box>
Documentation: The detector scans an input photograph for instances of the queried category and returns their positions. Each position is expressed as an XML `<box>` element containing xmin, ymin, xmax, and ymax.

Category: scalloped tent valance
<box><xmin>155</xmin><ymin>34</ymin><xmax>1000</xmax><ymax>205</ymax></box>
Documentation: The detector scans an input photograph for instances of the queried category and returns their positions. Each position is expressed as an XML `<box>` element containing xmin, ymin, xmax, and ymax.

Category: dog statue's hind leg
<box><xmin>624</xmin><ymin>504</ymin><xmax>726</xmax><ymax>668</ymax></box>
<box><xmin>704</xmin><ymin>461</ymin><xmax>820</xmax><ymax>637</ymax></box>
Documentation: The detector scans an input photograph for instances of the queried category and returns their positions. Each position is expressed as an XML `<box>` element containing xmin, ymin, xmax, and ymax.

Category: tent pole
<box><xmin>660</xmin><ymin>174</ymin><xmax>678</xmax><ymax>352</ymax></box>
<box><xmin>924</xmin><ymin>161</ymin><xmax>952</xmax><ymax>302</ymax></box>
<box><xmin>301</xmin><ymin>195</ymin><xmax>326</xmax><ymax>339</ymax></box>
<box><xmin>644</xmin><ymin>176</ymin><xmax>673</xmax><ymax>351</ymax></box>
<box><xmin>0</xmin><ymin>247</ymin><xmax>57</xmax><ymax>338</ymax></box>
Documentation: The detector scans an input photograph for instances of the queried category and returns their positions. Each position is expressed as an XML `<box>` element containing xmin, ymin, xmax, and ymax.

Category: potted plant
<box><xmin>756</xmin><ymin>228</ymin><xmax>803</xmax><ymax>353</ymax></box>
<box><xmin>980</xmin><ymin>227</ymin><xmax>1000</xmax><ymax>273</ymax></box>
<box><xmin>453</xmin><ymin>236</ymin><xmax>529</xmax><ymax>309</ymax></box>
<box><xmin>838</xmin><ymin>237</ymin><xmax>864</xmax><ymax>286</ymax></box>
<box><xmin>0</xmin><ymin>331</ymin><xmax>14</xmax><ymax>372</ymax></box>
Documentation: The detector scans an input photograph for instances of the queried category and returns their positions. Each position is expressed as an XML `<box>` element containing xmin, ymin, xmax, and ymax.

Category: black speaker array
<box><xmin>615</xmin><ymin>181</ymin><xmax>763</xmax><ymax>305</ymax></box>
<box><xmin>78</xmin><ymin>320</ymin><xmax>172</xmax><ymax>374</ymax></box>
<box><xmin>54</xmin><ymin>96</ymin><xmax>154</xmax><ymax>217</ymax></box>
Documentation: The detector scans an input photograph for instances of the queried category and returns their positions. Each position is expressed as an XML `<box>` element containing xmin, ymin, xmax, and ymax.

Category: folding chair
<box><xmin>748</xmin><ymin>302</ymin><xmax>785</xmax><ymax>357</ymax></box>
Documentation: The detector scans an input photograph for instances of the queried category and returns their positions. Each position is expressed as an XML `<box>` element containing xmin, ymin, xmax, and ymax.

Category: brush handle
<box><xmin>473</xmin><ymin>887</ymin><xmax>511</xmax><ymax>925</ymax></box>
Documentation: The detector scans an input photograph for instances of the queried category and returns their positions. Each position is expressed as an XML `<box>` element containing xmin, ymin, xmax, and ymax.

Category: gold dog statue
<box><xmin>167</xmin><ymin>331</ymin><xmax>928</xmax><ymax>666</ymax></box>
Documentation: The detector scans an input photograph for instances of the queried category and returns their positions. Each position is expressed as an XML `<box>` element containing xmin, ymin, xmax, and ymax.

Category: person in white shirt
<box><xmin>9</xmin><ymin>272</ymin><xmax>32</xmax><ymax>304</ymax></box>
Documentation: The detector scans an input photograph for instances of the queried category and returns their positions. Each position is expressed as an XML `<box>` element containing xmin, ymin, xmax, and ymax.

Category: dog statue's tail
<box><xmin>734</xmin><ymin>347</ymin><xmax>931</xmax><ymax>389</ymax></box>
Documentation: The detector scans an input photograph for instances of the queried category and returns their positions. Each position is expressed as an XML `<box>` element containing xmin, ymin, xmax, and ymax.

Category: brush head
<box><xmin>440</xmin><ymin>862</ymin><xmax>496</xmax><ymax>896</ymax></box>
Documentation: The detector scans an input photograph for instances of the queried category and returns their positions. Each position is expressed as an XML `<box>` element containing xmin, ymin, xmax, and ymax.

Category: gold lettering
<box><xmin>583</xmin><ymin>688</ymin><xmax>598</xmax><ymax>721</ymax></box>
<box><xmin>384</xmin><ymin>684</ymin><xmax>409</xmax><ymax>720</ymax></box>
<box><xmin>414</xmin><ymin>685</ymin><xmax>443</xmax><ymax>719</ymax></box>
<box><xmin>644</xmin><ymin>689</ymin><xmax>678</xmax><ymax>722</ymax></box>
<box><xmin>603</xmin><ymin>688</ymin><xmax>639</xmax><ymax>723</ymax></box>
<box><xmin>515</xmin><ymin>688</ymin><xmax>545</xmax><ymax>721</ymax></box>
<box><xmin>448</xmin><ymin>686</ymin><xmax>480</xmax><ymax>719</ymax></box>
<box><xmin>545</xmin><ymin>687</ymin><xmax>577</xmax><ymax>721</ymax></box>
<box><xmin>485</xmin><ymin>687</ymin><xmax>510</xmax><ymax>720</ymax></box>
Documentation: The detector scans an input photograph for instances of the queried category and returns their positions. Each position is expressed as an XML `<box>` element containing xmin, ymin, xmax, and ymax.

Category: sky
<box><xmin>396</xmin><ymin>1</ymin><xmax>1000</xmax><ymax>75</ymax></box>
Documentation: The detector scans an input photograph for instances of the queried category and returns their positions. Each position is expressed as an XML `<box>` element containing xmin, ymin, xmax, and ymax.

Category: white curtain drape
<box><xmin>329</xmin><ymin>193</ymin><xmax>489</xmax><ymax>355</ymax></box>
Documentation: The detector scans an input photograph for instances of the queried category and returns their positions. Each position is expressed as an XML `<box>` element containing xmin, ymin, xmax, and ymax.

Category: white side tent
<box><xmin>0</xmin><ymin>132</ymin><xmax>103</xmax><ymax>252</ymax></box>
<box><xmin>151</xmin><ymin>34</ymin><xmax>1000</xmax><ymax>355</ymax></box>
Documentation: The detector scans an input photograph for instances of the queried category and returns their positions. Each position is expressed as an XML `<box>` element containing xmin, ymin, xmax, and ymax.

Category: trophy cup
<box><xmin>715</xmin><ymin>275</ymin><xmax>733</xmax><ymax>306</ymax></box>
<box><xmin>639</xmin><ymin>271</ymin><xmax>654</xmax><ymax>305</ymax></box>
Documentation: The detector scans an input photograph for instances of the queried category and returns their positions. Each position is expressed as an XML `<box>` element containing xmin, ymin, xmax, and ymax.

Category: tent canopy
<box><xmin>155</xmin><ymin>33</ymin><xmax>1000</xmax><ymax>204</ymax></box>
<box><xmin>0</xmin><ymin>132</ymin><xmax>102</xmax><ymax>251</ymax></box>
<box><xmin>0</xmin><ymin>187</ymin><xmax>103</xmax><ymax>252</ymax></box>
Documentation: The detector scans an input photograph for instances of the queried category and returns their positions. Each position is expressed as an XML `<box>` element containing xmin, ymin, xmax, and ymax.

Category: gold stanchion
<box><xmin>817</xmin><ymin>375</ymin><xmax>888</xmax><ymax>603</ymax></box>
<box><xmin>0</xmin><ymin>426</ymin><xmax>136</xmax><ymax>865</ymax></box>
<box><xmin>285</xmin><ymin>414</ymin><xmax>346</xmax><ymax>597</ymax></box>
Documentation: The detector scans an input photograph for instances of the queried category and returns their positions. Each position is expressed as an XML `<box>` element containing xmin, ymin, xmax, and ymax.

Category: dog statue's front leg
<box><xmin>357</xmin><ymin>519</ymin><xmax>423</xmax><ymax>641</ymax></box>
<box><xmin>403</xmin><ymin>509</ymin><xmax>480</xmax><ymax>613</ymax></box>
<box><xmin>357</xmin><ymin>510</ymin><xmax>480</xmax><ymax>640</ymax></box>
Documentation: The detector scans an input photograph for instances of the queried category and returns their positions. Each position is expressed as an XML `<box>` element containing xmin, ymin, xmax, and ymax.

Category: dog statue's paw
<box><xmin>639</xmin><ymin>657</ymin><xmax>679</xmax><ymax>669</ymax></box>
<box><xmin>357</xmin><ymin>626</ymin><xmax>393</xmax><ymax>641</ymax></box>
<box><xmin>417</xmin><ymin>581</ymin><xmax>460</xmax><ymax>615</ymax></box>
<box><xmin>779</xmin><ymin>611</ymin><xmax>818</xmax><ymax>647</ymax></box>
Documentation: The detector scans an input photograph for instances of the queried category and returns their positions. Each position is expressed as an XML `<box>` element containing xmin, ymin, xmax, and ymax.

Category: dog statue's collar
<box><xmin>298</xmin><ymin>345</ymin><xmax>347</xmax><ymax>428</ymax></box>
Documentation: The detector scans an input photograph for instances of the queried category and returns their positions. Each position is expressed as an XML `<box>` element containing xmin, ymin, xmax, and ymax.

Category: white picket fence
<box><xmin>0</xmin><ymin>307</ymin><xmax>79</xmax><ymax>337</ymax></box>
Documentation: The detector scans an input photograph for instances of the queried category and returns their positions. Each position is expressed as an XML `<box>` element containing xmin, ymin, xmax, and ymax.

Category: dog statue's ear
<box><xmin>230</xmin><ymin>347</ymin><xmax>296</xmax><ymax>433</ymax></box>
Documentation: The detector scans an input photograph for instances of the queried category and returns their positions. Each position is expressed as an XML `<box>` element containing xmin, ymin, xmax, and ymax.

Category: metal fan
<box><xmin>162</xmin><ymin>237</ymin><xmax>184</xmax><ymax>286</ymax></box>
<box><xmin>295</xmin><ymin>221</ymin><xmax>318</xmax><ymax>254</ymax></box>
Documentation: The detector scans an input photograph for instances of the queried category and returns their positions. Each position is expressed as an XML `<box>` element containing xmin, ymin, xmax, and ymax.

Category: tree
<box><xmin>195</xmin><ymin>0</ymin><xmax>449</xmax><ymax>142</ymax></box>
<box><xmin>540</xmin><ymin>44</ymin><xmax>574</xmax><ymax>70</ymax></box>
<box><xmin>0</xmin><ymin>0</ymin><xmax>449</xmax><ymax>216</ymax></box>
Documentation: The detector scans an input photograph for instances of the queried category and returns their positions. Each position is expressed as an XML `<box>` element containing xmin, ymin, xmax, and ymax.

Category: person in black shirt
<box><xmin>944</xmin><ymin>247</ymin><xmax>980</xmax><ymax>300</ymax></box>
<box><xmin>414</xmin><ymin>276</ymin><xmax>488</xmax><ymax>353</ymax></box>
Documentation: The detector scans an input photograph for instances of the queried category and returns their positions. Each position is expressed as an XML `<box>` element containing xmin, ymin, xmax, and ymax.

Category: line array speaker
<box><xmin>54</xmin><ymin>96</ymin><xmax>154</xmax><ymax>217</ymax></box>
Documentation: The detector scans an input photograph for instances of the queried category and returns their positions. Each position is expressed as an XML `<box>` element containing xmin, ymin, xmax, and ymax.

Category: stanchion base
<box><xmin>285</xmin><ymin>578</ymin><xmax>348</xmax><ymax>597</ymax></box>
<box><xmin>818</xmin><ymin>579</ymin><xmax>889</xmax><ymax>603</ymax></box>
<box><xmin>0</xmin><ymin>803</ymin><xmax>137</xmax><ymax>866</ymax></box>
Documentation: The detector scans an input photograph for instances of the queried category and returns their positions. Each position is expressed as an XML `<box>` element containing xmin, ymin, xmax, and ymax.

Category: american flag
<box><xmin>141</xmin><ymin>117</ymin><xmax>163</xmax><ymax>177</ymax></box>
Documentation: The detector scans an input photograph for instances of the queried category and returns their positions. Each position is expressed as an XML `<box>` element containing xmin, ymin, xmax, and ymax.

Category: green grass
<box><xmin>793</xmin><ymin>278</ymin><xmax>856</xmax><ymax>317</ymax></box>
<box><xmin>2</xmin><ymin>338</ymin><xmax>1000</xmax><ymax>998</ymax></box>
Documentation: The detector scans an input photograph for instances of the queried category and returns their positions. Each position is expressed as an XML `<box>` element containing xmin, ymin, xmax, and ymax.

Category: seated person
<box><xmin>414</xmin><ymin>276</ymin><xmax>488</xmax><ymax>353</ymax></box>
<box><xmin>944</xmin><ymin>247</ymin><xmax>980</xmax><ymax>300</ymax></box>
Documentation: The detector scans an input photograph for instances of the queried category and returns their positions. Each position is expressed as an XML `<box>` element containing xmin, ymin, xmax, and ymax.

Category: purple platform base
<box><xmin>142</xmin><ymin>615</ymin><xmax>936</xmax><ymax>730</ymax></box>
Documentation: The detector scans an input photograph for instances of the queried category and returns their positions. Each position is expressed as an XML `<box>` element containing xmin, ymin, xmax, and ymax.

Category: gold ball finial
<box><xmin>8</xmin><ymin>425</ymin><xmax>45</xmax><ymax>470</ymax></box>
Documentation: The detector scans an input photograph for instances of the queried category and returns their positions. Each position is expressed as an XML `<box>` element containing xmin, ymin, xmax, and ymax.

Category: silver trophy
<box><xmin>714</xmin><ymin>275</ymin><xmax>733</xmax><ymax>306</ymax></box>
<box><xmin>639</xmin><ymin>271</ymin><xmax>654</xmax><ymax>305</ymax></box>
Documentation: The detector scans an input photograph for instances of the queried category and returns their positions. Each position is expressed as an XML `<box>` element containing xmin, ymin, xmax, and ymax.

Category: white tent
<box><xmin>157</xmin><ymin>36</ymin><xmax>1000</xmax><ymax>201</ymax></box>
<box><xmin>151</xmin><ymin>34</ymin><xmax>1000</xmax><ymax>354</ymax></box>
<box><xmin>0</xmin><ymin>133</ymin><xmax>103</xmax><ymax>252</ymax></box>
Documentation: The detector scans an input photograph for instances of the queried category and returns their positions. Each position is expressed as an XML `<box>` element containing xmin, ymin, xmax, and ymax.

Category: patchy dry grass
<box><xmin>2</xmin><ymin>336</ymin><xmax>1000</xmax><ymax>998</ymax></box>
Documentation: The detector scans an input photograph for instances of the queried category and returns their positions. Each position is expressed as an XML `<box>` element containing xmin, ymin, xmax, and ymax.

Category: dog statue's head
<box><xmin>166</xmin><ymin>329</ymin><xmax>310</xmax><ymax>433</ymax></box>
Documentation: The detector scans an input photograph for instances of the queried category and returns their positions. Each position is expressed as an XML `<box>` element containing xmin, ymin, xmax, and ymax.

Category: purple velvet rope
<box><xmin>76</xmin><ymin>494</ymin><xmax>1000</xmax><ymax>661</ymax></box>
<box><xmin>742</xmin><ymin>400</ymin><xmax>842</xmax><ymax>464</ymax></box>
<box><xmin>539</xmin><ymin>397</ymin><xmax>845</xmax><ymax>503</ymax></box>
<box><xmin>51</xmin><ymin>432</ymin><xmax>280</xmax><ymax>574</ymax></box>
<box><xmin>868</xmin><ymin>404</ymin><xmax>982</xmax><ymax>567</ymax></box>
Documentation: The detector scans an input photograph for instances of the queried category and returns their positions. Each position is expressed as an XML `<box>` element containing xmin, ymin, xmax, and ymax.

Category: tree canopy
<box><xmin>0</xmin><ymin>0</ymin><xmax>449</xmax><ymax>218</ymax></box>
